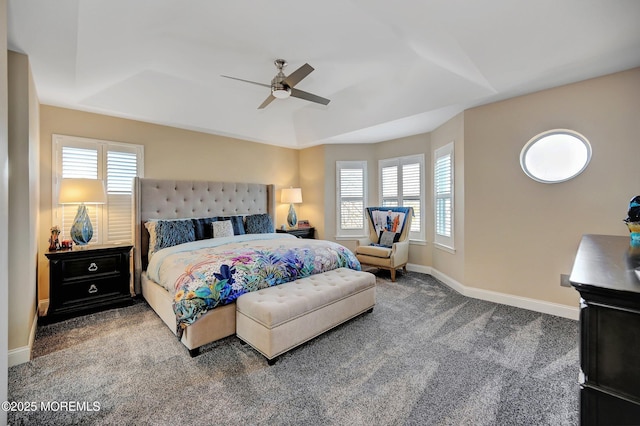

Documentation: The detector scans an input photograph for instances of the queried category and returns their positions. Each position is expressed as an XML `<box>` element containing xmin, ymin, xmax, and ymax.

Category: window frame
<box><xmin>335</xmin><ymin>160</ymin><xmax>368</xmax><ymax>238</ymax></box>
<box><xmin>378</xmin><ymin>154</ymin><xmax>425</xmax><ymax>242</ymax></box>
<box><xmin>52</xmin><ymin>134</ymin><xmax>144</xmax><ymax>245</ymax></box>
<box><xmin>434</xmin><ymin>142</ymin><xmax>454</xmax><ymax>252</ymax></box>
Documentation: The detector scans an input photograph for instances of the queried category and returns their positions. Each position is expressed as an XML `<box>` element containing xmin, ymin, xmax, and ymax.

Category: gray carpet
<box><xmin>9</xmin><ymin>272</ymin><xmax>579</xmax><ymax>425</ymax></box>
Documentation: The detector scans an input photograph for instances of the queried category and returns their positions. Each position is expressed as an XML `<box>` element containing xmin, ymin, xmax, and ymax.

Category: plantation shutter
<box><xmin>378</xmin><ymin>155</ymin><xmax>424</xmax><ymax>239</ymax></box>
<box><xmin>381</xmin><ymin>165</ymin><xmax>398</xmax><ymax>206</ymax></box>
<box><xmin>106</xmin><ymin>149</ymin><xmax>139</xmax><ymax>243</ymax></box>
<box><xmin>434</xmin><ymin>142</ymin><xmax>454</xmax><ymax>249</ymax></box>
<box><xmin>336</xmin><ymin>161</ymin><xmax>367</xmax><ymax>236</ymax></box>
<box><xmin>53</xmin><ymin>135</ymin><xmax>144</xmax><ymax>245</ymax></box>
<box><xmin>402</xmin><ymin>162</ymin><xmax>421</xmax><ymax>233</ymax></box>
<box><xmin>60</xmin><ymin>146</ymin><xmax>101</xmax><ymax>243</ymax></box>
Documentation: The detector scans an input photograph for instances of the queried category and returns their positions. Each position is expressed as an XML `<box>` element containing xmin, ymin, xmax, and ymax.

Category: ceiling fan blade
<box><xmin>258</xmin><ymin>94</ymin><xmax>276</xmax><ymax>109</ymax></box>
<box><xmin>221</xmin><ymin>75</ymin><xmax>270</xmax><ymax>88</ymax></box>
<box><xmin>282</xmin><ymin>63</ymin><xmax>314</xmax><ymax>88</ymax></box>
<box><xmin>290</xmin><ymin>88</ymin><xmax>330</xmax><ymax>106</ymax></box>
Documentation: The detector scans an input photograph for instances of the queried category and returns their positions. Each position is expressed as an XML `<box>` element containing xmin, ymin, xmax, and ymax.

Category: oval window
<box><xmin>520</xmin><ymin>129</ymin><xmax>592</xmax><ymax>183</ymax></box>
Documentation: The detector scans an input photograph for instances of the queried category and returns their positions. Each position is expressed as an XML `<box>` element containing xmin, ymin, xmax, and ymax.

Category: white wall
<box><xmin>1</xmin><ymin>0</ymin><xmax>10</xmax><ymax>422</ymax></box>
<box><xmin>7</xmin><ymin>51</ymin><xmax>39</xmax><ymax>366</ymax></box>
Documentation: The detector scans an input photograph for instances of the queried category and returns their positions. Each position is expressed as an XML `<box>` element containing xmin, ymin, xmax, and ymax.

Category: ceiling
<box><xmin>7</xmin><ymin>1</ymin><xmax>640</xmax><ymax>149</ymax></box>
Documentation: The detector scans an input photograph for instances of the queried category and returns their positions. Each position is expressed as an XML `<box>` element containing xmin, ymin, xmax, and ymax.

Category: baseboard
<box><xmin>38</xmin><ymin>299</ymin><xmax>49</xmax><ymax>316</ymax></box>
<box><xmin>406</xmin><ymin>263</ymin><xmax>579</xmax><ymax>320</ymax></box>
<box><xmin>8</xmin><ymin>312</ymin><xmax>38</xmax><ymax>367</ymax></box>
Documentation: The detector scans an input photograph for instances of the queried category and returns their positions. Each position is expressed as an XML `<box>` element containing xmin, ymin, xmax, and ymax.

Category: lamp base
<box><xmin>287</xmin><ymin>204</ymin><xmax>298</xmax><ymax>228</ymax></box>
<box><xmin>70</xmin><ymin>204</ymin><xmax>94</xmax><ymax>245</ymax></box>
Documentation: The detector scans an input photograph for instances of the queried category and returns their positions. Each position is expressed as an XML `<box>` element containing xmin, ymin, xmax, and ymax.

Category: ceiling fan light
<box><xmin>272</xmin><ymin>87</ymin><xmax>291</xmax><ymax>99</ymax></box>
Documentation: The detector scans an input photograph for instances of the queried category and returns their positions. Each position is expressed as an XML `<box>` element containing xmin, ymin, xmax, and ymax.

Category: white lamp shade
<box><xmin>281</xmin><ymin>187</ymin><xmax>302</xmax><ymax>204</ymax></box>
<box><xmin>58</xmin><ymin>178</ymin><xmax>107</xmax><ymax>204</ymax></box>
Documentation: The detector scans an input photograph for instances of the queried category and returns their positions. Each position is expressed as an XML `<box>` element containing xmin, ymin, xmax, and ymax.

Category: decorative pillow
<box><xmin>245</xmin><ymin>213</ymin><xmax>274</xmax><ymax>234</ymax></box>
<box><xmin>212</xmin><ymin>220</ymin><xmax>234</xmax><ymax>238</ymax></box>
<box><xmin>378</xmin><ymin>230</ymin><xmax>401</xmax><ymax>248</ymax></box>
<box><xmin>192</xmin><ymin>217</ymin><xmax>218</xmax><ymax>240</ymax></box>
<box><xmin>145</xmin><ymin>219</ymin><xmax>195</xmax><ymax>259</ymax></box>
<box><xmin>217</xmin><ymin>216</ymin><xmax>246</xmax><ymax>235</ymax></box>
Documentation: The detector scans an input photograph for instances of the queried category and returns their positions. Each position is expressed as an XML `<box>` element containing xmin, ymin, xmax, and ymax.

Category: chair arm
<box><xmin>390</xmin><ymin>239</ymin><xmax>410</xmax><ymax>265</ymax></box>
<box><xmin>356</xmin><ymin>237</ymin><xmax>373</xmax><ymax>248</ymax></box>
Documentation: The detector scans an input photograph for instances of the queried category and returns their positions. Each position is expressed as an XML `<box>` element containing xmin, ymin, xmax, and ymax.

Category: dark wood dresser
<box><xmin>569</xmin><ymin>234</ymin><xmax>640</xmax><ymax>425</ymax></box>
<box><xmin>43</xmin><ymin>244</ymin><xmax>133</xmax><ymax>323</ymax></box>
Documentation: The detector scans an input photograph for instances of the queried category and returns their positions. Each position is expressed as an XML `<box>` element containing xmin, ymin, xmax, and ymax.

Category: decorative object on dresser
<box><xmin>624</xmin><ymin>195</ymin><xmax>640</xmax><ymax>246</ymax></box>
<box><xmin>276</xmin><ymin>227</ymin><xmax>315</xmax><ymax>239</ymax></box>
<box><xmin>569</xmin><ymin>234</ymin><xmax>640</xmax><ymax>425</ymax></box>
<box><xmin>281</xmin><ymin>187</ymin><xmax>302</xmax><ymax>228</ymax></box>
<box><xmin>58</xmin><ymin>178</ymin><xmax>107</xmax><ymax>245</ymax></box>
<box><xmin>48</xmin><ymin>225</ymin><xmax>61</xmax><ymax>251</ymax></box>
<box><xmin>43</xmin><ymin>244</ymin><xmax>133</xmax><ymax>323</ymax></box>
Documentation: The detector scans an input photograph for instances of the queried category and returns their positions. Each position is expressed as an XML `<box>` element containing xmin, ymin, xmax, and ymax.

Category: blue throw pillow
<box><xmin>192</xmin><ymin>217</ymin><xmax>218</xmax><ymax>240</ymax></box>
<box><xmin>145</xmin><ymin>219</ymin><xmax>195</xmax><ymax>259</ymax></box>
<box><xmin>245</xmin><ymin>214</ymin><xmax>274</xmax><ymax>234</ymax></box>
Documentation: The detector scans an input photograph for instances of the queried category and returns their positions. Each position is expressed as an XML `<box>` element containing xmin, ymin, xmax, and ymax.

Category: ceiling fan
<box><xmin>222</xmin><ymin>59</ymin><xmax>330</xmax><ymax>109</ymax></box>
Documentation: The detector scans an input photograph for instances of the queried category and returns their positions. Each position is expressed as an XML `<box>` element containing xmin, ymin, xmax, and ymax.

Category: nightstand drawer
<box><xmin>62</xmin><ymin>254</ymin><xmax>120</xmax><ymax>280</ymax></box>
<box><xmin>59</xmin><ymin>277</ymin><xmax>125</xmax><ymax>305</ymax></box>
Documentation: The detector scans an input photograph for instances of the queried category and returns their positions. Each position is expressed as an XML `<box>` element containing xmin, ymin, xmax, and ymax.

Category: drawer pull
<box><xmin>88</xmin><ymin>262</ymin><xmax>98</xmax><ymax>272</ymax></box>
<box><xmin>88</xmin><ymin>284</ymin><xmax>98</xmax><ymax>294</ymax></box>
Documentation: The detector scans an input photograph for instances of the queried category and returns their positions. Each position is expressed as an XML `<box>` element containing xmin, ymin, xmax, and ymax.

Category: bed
<box><xmin>132</xmin><ymin>178</ymin><xmax>361</xmax><ymax>355</ymax></box>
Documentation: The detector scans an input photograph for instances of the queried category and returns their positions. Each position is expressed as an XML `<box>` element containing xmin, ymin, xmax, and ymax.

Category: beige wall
<box><xmin>321</xmin><ymin>144</ymin><xmax>377</xmax><ymax>251</ymax></box>
<box><xmin>374</xmin><ymin>134</ymin><xmax>432</xmax><ymax>266</ymax></box>
<box><xmin>38</xmin><ymin>105</ymin><xmax>299</xmax><ymax>301</ymax></box>
<box><xmin>430</xmin><ymin>112</ymin><xmax>465</xmax><ymax>283</ymax></box>
<box><xmin>8</xmin><ymin>51</ymin><xmax>39</xmax><ymax>356</ymax></box>
<box><xmin>1</xmin><ymin>0</ymin><xmax>10</xmax><ymax>417</ymax></box>
<box><xmin>33</xmin><ymin>66</ymin><xmax>640</xmax><ymax>322</ymax></box>
<box><xmin>298</xmin><ymin>145</ymin><xmax>326</xmax><ymax>239</ymax></box>
<box><xmin>464</xmin><ymin>67</ymin><xmax>640</xmax><ymax>307</ymax></box>
<box><xmin>302</xmin><ymin>136</ymin><xmax>433</xmax><ymax>264</ymax></box>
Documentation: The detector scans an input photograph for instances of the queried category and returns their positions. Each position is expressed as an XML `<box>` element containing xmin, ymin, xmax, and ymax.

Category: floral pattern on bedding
<box><xmin>149</xmin><ymin>235</ymin><xmax>361</xmax><ymax>336</ymax></box>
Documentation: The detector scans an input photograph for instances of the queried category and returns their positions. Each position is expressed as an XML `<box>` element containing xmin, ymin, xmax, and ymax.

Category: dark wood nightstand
<box><xmin>277</xmin><ymin>227</ymin><xmax>316</xmax><ymax>239</ymax></box>
<box><xmin>43</xmin><ymin>244</ymin><xmax>133</xmax><ymax>323</ymax></box>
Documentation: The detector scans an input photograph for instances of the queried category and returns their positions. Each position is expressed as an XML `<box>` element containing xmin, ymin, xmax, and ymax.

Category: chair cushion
<box><xmin>355</xmin><ymin>245</ymin><xmax>392</xmax><ymax>258</ymax></box>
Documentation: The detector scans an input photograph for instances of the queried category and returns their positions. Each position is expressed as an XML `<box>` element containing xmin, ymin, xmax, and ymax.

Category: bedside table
<box><xmin>276</xmin><ymin>227</ymin><xmax>316</xmax><ymax>239</ymax></box>
<box><xmin>43</xmin><ymin>244</ymin><xmax>133</xmax><ymax>323</ymax></box>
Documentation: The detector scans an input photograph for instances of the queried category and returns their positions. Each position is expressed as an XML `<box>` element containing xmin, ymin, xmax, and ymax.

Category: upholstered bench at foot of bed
<box><xmin>235</xmin><ymin>268</ymin><xmax>376</xmax><ymax>365</ymax></box>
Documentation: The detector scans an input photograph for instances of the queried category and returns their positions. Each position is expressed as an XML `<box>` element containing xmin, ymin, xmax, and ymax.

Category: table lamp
<box><xmin>281</xmin><ymin>187</ymin><xmax>302</xmax><ymax>228</ymax></box>
<box><xmin>58</xmin><ymin>178</ymin><xmax>107</xmax><ymax>245</ymax></box>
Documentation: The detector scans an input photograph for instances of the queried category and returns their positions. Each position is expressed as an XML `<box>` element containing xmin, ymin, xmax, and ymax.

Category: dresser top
<box><xmin>570</xmin><ymin>234</ymin><xmax>640</xmax><ymax>296</ymax></box>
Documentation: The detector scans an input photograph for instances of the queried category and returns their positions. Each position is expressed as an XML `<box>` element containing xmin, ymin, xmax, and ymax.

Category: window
<box><xmin>520</xmin><ymin>129</ymin><xmax>592</xmax><ymax>184</ymax></box>
<box><xmin>52</xmin><ymin>134</ymin><xmax>144</xmax><ymax>244</ymax></box>
<box><xmin>336</xmin><ymin>161</ymin><xmax>367</xmax><ymax>237</ymax></box>
<box><xmin>434</xmin><ymin>142</ymin><xmax>454</xmax><ymax>250</ymax></box>
<box><xmin>379</xmin><ymin>154</ymin><xmax>424</xmax><ymax>241</ymax></box>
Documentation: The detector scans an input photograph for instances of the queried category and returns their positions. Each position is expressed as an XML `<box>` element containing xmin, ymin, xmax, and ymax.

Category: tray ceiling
<box><xmin>8</xmin><ymin>0</ymin><xmax>640</xmax><ymax>148</ymax></box>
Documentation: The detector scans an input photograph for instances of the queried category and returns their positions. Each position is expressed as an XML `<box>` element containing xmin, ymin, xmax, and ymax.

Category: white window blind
<box><xmin>336</xmin><ymin>161</ymin><xmax>367</xmax><ymax>237</ymax></box>
<box><xmin>53</xmin><ymin>135</ymin><xmax>144</xmax><ymax>245</ymax></box>
<box><xmin>379</xmin><ymin>154</ymin><xmax>425</xmax><ymax>240</ymax></box>
<box><xmin>434</xmin><ymin>142</ymin><xmax>454</xmax><ymax>250</ymax></box>
<box><xmin>60</xmin><ymin>146</ymin><xmax>101</xmax><ymax>243</ymax></box>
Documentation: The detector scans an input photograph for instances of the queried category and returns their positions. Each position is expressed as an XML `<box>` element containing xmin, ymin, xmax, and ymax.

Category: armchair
<box><xmin>355</xmin><ymin>207</ymin><xmax>413</xmax><ymax>281</ymax></box>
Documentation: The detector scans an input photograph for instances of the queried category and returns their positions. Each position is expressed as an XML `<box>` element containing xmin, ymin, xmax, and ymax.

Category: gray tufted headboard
<box><xmin>132</xmin><ymin>177</ymin><xmax>276</xmax><ymax>294</ymax></box>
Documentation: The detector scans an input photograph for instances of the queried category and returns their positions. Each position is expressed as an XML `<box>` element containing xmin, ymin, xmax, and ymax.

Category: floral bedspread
<box><xmin>146</xmin><ymin>233</ymin><xmax>361</xmax><ymax>336</ymax></box>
